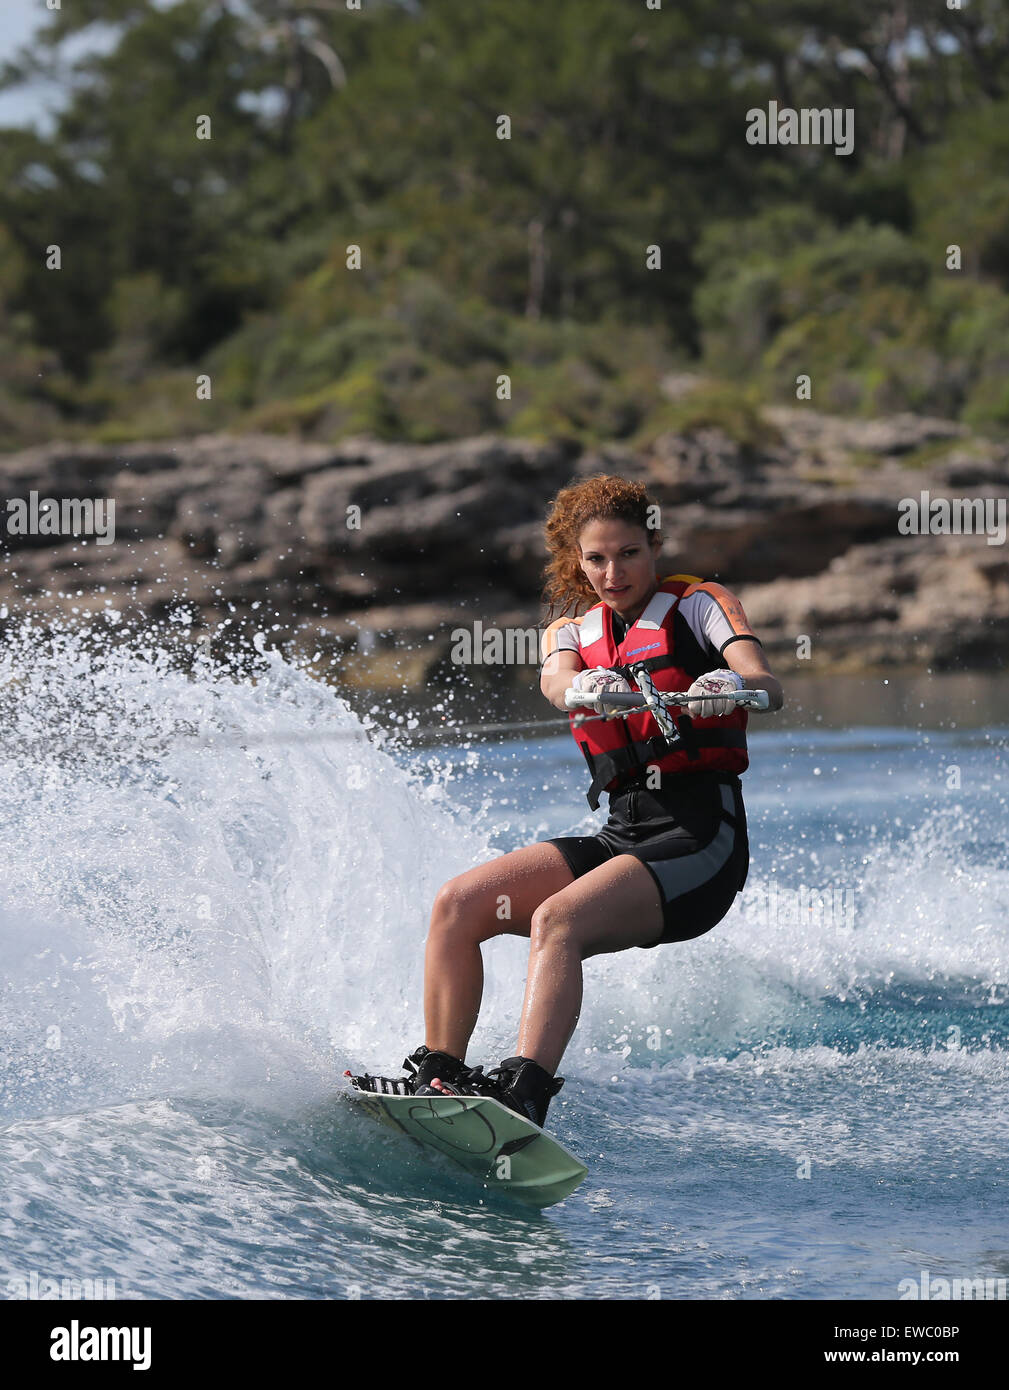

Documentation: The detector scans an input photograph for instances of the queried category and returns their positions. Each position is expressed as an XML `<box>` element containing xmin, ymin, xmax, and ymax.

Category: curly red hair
<box><xmin>542</xmin><ymin>474</ymin><xmax>662</xmax><ymax>618</ymax></box>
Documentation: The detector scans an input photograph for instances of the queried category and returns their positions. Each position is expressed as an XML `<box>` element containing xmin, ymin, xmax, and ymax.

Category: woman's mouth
<box><xmin>606</xmin><ymin>585</ymin><xmax>630</xmax><ymax>595</ymax></box>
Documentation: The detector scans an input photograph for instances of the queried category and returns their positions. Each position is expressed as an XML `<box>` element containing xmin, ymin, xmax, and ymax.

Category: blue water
<box><xmin>0</xmin><ymin>623</ymin><xmax>1006</xmax><ymax>1300</ymax></box>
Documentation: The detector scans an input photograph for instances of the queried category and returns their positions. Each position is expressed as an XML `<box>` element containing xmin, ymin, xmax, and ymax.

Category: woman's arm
<box><xmin>540</xmin><ymin>648</ymin><xmax>584</xmax><ymax>712</ymax></box>
<box><xmin>722</xmin><ymin>640</ymin><xmax>784</xmax><ymax>712</ymax></box>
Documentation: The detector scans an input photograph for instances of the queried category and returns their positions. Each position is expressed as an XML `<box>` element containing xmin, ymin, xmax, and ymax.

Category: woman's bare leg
<box><xmin>515</xmin><ymin>854</ymin><xmax>663</xmax><ymax>1074</ymax></box>
<box><xmin>424</xmin><ymin>841</ymin><xmax>574</xmax><ymax>1060</ymax></box>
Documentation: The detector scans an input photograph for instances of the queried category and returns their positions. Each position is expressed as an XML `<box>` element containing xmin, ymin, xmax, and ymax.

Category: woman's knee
<box><xmin>529</xmin><ymin>895</ymin><xmax>582</xmax><ymax>953</ymax></box>
<box><xmin>429</xmin><ymin>873</ymin><xmax>500</xmax><ymax>944</ymax></box>
<box><xmin>430</xmin><ymin>876</ymin><xmax>472</xmax><ymax>931</ymax></box>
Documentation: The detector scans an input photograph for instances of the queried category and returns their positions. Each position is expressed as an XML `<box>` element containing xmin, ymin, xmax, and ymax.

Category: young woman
<box><xmin>357</xmin><ymin>475</ymin><xmax>782</xmax><ymax>1128</ymax></box>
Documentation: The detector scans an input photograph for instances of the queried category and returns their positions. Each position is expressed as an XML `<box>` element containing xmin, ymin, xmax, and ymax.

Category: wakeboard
<box><xmin>347</xmin><ymin>1081</ymin><xmax>587</xmax><ymax>1209</ymax></box>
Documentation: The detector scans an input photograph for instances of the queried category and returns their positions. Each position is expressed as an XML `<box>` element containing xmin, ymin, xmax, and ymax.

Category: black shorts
<box><xmin>543</xmin><ymin>772</ymin><xmax>749</xmax><ymax>948</ymax></box>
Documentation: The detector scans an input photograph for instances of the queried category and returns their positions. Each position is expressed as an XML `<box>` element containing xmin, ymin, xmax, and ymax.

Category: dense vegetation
<box><xmin>2</xmin><ymin>0</ymin><xmax>1008</xmax><ymax>450</ymax></box>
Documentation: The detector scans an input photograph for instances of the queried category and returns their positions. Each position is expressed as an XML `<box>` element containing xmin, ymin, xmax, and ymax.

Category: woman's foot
<box><xmin>421</xmin><ymin>1055</ymin><xmax>564</xmax><ymax>1129</ymax></box>
<box><xmin>347</xmin><ymin>1044</ymin><xmax>469</xmax><ymax>1096</ymax></box>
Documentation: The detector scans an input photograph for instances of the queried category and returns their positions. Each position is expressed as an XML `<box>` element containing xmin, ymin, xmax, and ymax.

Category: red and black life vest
<box><xmin>549</xmin><ymin>576</ymin><xmax>750</xmax><ymax>808</ymax></box>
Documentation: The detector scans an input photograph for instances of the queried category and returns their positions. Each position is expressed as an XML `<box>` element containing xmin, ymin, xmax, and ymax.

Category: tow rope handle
<box><xmin>564</xmin><ymin>674</ymin><xmax>770</xmax><ymax>728</ymax></box>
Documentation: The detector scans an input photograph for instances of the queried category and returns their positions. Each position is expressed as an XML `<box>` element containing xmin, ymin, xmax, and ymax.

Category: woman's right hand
<box><xmin>541</xmin><ymin>652</ymin><xmax>631</xmax><ymax>712</ymax></box>
<box><xmin>570</xmin><ymin>667</ymin><xmax>632</xmax><ymax>697</ymax></box>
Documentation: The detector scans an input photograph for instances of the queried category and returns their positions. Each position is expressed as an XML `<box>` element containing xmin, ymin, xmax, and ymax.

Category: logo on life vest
<box><xmin>625</xmin><ymin>642</ymin><xmax>661</xmax><ymax>657</ymax></box>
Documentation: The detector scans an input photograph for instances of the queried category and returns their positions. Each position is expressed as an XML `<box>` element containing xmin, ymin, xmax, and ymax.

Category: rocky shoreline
<box><xmin>1</xmin><ymin>406</ymin><xmax>1006</xmax><ymax>687</ymax></box>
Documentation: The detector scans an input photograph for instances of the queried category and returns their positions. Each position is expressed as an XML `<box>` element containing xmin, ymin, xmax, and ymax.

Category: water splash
<box><xmin>0</xmin><ymin>616</ymin><xmax>486</xmax><ymax>1120</ymax></box>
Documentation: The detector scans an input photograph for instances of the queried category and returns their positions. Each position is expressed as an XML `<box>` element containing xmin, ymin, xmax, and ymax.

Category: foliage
<box><xmin>1</xmin><ymin>0</ymin><xmax>1008</xmax><ymax>448</ymax></box>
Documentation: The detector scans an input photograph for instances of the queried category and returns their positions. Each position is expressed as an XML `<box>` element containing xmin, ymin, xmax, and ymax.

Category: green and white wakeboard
<box><xmin>348</xmin><ymin>1086</ymin><xmax>587</xmax><ymax>1209</ymax></box>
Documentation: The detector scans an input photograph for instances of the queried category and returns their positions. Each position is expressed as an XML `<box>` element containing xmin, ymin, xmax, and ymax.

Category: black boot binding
<box><xmin>346</xmin><ymin>1044</ymin><xmax>470</xmax><ymax>1096</ymax></box>
<box><xmin>420</xmin><ymin>1054</ymin><xmax>564</xmax><ymax>1129</ymax></box>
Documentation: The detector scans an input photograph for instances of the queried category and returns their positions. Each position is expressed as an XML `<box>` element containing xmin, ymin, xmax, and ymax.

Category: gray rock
<box><xmin>1</xmin><ymin>413</ymin><xmax>1006</xmax><ymax>682</ymax></box>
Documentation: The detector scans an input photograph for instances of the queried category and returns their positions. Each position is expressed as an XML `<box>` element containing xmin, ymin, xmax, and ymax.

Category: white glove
<box><xmin>570</xmin><ymin>666</ymin><xmax>632</xmax><ymax>701</ymax></box>
<box><xmin>686</xmin><ymin>669</ymin><xmax>744</xmax><ymax>718</ymax></box>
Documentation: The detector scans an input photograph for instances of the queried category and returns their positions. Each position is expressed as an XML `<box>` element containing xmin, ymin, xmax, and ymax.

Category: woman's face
<box><xmin>578</xmin><ymin>518</ymin><xmax>660</xmax><ymax>618</ymax></box>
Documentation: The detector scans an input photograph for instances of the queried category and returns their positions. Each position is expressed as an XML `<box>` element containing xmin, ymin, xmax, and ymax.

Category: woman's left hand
<box><xmin>686</xmin><ymin>669</ymin><xmax>744</xmax><ymax>718</ymax></box>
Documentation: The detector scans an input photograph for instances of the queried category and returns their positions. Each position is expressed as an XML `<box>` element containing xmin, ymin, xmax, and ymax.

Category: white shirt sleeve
<box><xmin>540</xmin><ymin>618</ymin><xmax>584</xmax><ymax>666</ymax></box>
<box><xmin>678</xmin><ymin>589</ymin><xmax>760</xmax><ymax>661</ymax></box>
